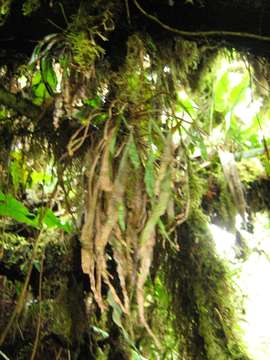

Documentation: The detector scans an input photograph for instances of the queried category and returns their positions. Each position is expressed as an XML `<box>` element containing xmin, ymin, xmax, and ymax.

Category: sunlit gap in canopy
<box><xmin>163</xmin><ymin>52</ymin><xmax>269</xmax><ymax>152</ymax></box>
<box><xmin>209</xmin><ymin>213</ymin><xmax>270</xmax><ymax>360</ymax></box>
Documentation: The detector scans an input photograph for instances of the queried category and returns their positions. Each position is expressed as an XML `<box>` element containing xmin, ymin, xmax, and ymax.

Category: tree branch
<box><xmin>133</xmin><ymin>0</ymin><xmax>270</xmax><ymax>42</ymax></box>
<box><xmin>0</xmin><ymin>85</ymin><xmax>42</xmax><ymax>120</ymax></box>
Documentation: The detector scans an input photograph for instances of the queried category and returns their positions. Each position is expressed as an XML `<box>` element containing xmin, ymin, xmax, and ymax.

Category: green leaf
<box><xmin>92</xmin><ymin>113</ymin><xmax>107</xmax><ymax>125</ymax></box>
<box><xmin>0</xmin><ymin>107</ymin><xmax>8</xmax><ymax>120</ymax></box>
<box><xmin>198</xmin><ymin>134</ymin><xmax>208</xmax><ymax>160</ymax></box>
<box><xmin>83</xmin><ymin>96</ymin><xmax>102</xmax><ymax>109</ymax></box>
<box><xmin>41</xmin><ymin>208</ymin><xmax>72</xmax><ymax>232</ymax></box>
<box><xmin>91</xmin><ymin>326</ymin><xmax>109</xmax><ymax>339</ymax></box>
<box><xmin>40</xmin><ymin>57</ymin><xmax>57</xmax><ymax>95</ymax></box>
<box><xmin>0</xmin><ymin>192</ymin><xmax>72</xmax><ymax>232</ymax></box>
<box><xmin>59</xmin><ymin>53</ymin><xmax>69</xmax><ymax>76</ymax></box>
<box><xmin>109</xmin><ymin>133</ymin><xmax>117</xmax><ymax>156</ymax></box>
<box><xmin>228</xmin><ymin>74</ymin><xmax>248</xmax><ymax>107</ymax></box>
<box><xmin>144</xmin><ymin>152</ymin><xmax>155</xmax><ymax>198</ymax></box>
<box><xmin>263</xmin><ymin>161</ymin><xmax>270</xmax><ymax>176</ymax></box>
<box><xmin>107</xmin><ymin>290</ymin><xmax>123</xmax><ymax>329</ymax></box>
<box><xmin>10</xmin><ymin>161</ymin><xmax>20</xmax><ymax>192</ymax></box>
<box><xmin>33</xmin><ymin>260</ymin><xmax>41</xmax><ymax>272</ymax></box>
<box><xmin>214</xmin><ymin>72</ymin><xmax>230</xmax><ymax>112</ymax></box>
<box><xmin>107</xmin><ymin>290</ymin><xmax>132</xmax><ymax>345</ymax></box>
<box><xmin>117</xmin><ymin>202</ymin><xmax>126</xmax><ymax>232</ymax></box>
<box><xmin>33</xmin><ymin>83</ymin><xmax>47</xmax><ymax>104</ymax></box>
<box><xmin>32</xmin><ymin>70</ymin><xmax>42</xmax><ymax>86</ymax></box>
<box><xmin>129</xmin><ymin>136</ymin><xmax>141</xmax><ymax>169</ymax></box>
<box><xmin>0</xmin><ymin>192</ymin><xmax>37</xmax><ymax>227</ymax></box>
<box><xmin>176</xmin><ymin>97</ymin><xmax>197</xmax><ymax>119</ymax></box>
<box><xmin>131</xmin><ymin>350</ymin><xmax>148</xmax><ymax>360</ymax></box>
<box><xmin>31</xmin><ymin>170</ymin><xmax>51</xmax><ymax>186</ymax></box>
<box><xmin>32</xmin><ymin>58</ymin><xmax>57</xmax><ymax>103</ymax></box>
<box><xmin>158</xmin><ymin>219</ymin><xmax>170</xmax><ymax>241</ymax></box>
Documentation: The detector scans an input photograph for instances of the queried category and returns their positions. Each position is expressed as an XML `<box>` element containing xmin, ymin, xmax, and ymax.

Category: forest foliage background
<box><xmin>1</xmin><ymin>1</ymin><xmax>270</xmax><ymax>359</ymax></box>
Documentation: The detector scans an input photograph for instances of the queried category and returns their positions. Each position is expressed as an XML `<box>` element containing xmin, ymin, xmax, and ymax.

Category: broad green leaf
<box><xmin>176</xmin><ymin>97</ymin><xmax>197</xmax><ymax>119</ymax></box>
<box><xmin>40</xmin><ymin>57</ymin><xmax>57</xmax><ymax>94</ymax></box>
<box><xmin>33</xmin><ymin>83</ymin><xmax>47</xmax><ymax>104</ymax></box>
<box><xmin>0</xmin><ymin>192</ymin><xmax>72</xmax><ymax>232</ymax></box>
<box><xmin>32</xmin><ymin>59</ymin><xmax>57</xmax><ymax>103</ymax></box>
<box><xmin>41</xmin><ymin>208</ymin><xmax>72</xmax><ymax>233</ymax></box>
<box><xmin>0</xmin><ymin>192</ymin><xmax>37</xmax><ymax>227</ymax></box>
<box><xmin>32</xmin><ymin>70</ymin><xmax>42</xmax><ymax>86</ymax></box>
<box><xmin>228</xmin><ymin>74</ymin><xmax>248</xmax><ymax>107</ymax></box>
<box><xmin>214</xmin><ymin>72</ymin><xmax>230</xmax><ymax>112</ymax></box>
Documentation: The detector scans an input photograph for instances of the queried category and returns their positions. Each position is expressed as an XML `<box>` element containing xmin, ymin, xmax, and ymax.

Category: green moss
<box><xmin>238</xmin><ymin>158</ymin><xmax>266</xmax><ymax>184</ymax></box>
<box><xmin>164</xmin><ymin>209</ymin><xmax>251</xmax><ymax>360</ymax></box>
<box><xmin>189</xmin><ymin>167</ymin><xmax>207</xmax><ymax>213</ymax></box>
<box><xmin>51</xmin><ymin>287</ymin><xmax>73</xmax><ymax>343</ymax></box>
<box><xmin>0</xmin><ymin>0</ymin><xmax>12</xmax><ymax>25</ymax></box>
<box><xmin>22</xmin><ymin>0</ymin><xmax>41</xmax><ymax>16</ymax></box>
<box><xmin>67</xmin><ymin>31</ymin><xmax>105</xmax><ymax>70</ymax></box>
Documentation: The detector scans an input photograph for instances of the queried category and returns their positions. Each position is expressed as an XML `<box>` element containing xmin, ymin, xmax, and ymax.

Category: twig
<box><xmin>30</xmin><ymin>256</ymin><xmax>44</xmax><ymax>360</ymax></box>
<box><xmin>124</xmin><ymin>0</ymin><xmax>131</xmax><ymax>25</ymax></box>
<box><xmin>133</xmin><ymin>0</ymin><xmax>270</xmax><ymax>42</ymax></box>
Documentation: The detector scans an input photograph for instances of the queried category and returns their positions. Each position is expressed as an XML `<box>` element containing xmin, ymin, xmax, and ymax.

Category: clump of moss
<box><xmin>65</xmin><ymin>5</ymin><xmax>114</xmax><ymax>72</ymax></box>
<box><xmin>67</xmin><ymin>31</ymin><xmax>105</xmax><ymax>70</ymax></box>
<box><xmin>22</xmin><ymin>0</ymin><xmax>41</xmax><ymax>16</ymax></box>
<box><xmin>237</xmin><ymin>158</ymin><xmax>266</xmax><ymax>184</ymax></box>
<box><xmin>113</xmin><ymin>34</ymin><xmax>154</xmax><ymax>106</ymax></box>
<box><xmin>0</xmin><ymin>0</ymin><xmax>12</xmax><ymax>25</ymax></box>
